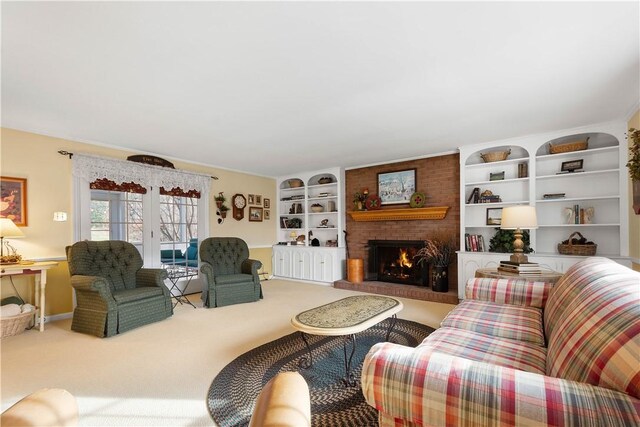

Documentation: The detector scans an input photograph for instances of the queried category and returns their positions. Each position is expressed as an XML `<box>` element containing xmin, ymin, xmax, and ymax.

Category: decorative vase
<box><xmin>634</xmin><ymin>180</ymin><xmax>640</xmax><ymax>215</ymax></box>
<box><xmin>431</xmin><ymin>265</ymin><xmax>448</xmax><ymax>292</ymax></box>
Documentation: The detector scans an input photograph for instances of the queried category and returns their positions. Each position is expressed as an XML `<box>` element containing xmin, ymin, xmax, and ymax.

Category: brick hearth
<box><xmin>334</xmin><ymin>280</ymin><xmax>459</xmax><ymax>305</ymax></box>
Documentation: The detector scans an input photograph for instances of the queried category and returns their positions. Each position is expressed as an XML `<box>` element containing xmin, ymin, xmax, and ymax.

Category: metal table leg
<box><xmin>298</xmin><ymin>332</ymin><xmax>313</xmax><ymax>369</ymax></box>
<box><xmin>385</xmin><ymin>314</ymin><xmax>398</xmax><ymax>341</ymax></box>
<box><xmin>342</xmin><ymin>334</ymin><xmax>357</xmax><ymax>387</ymax></box>
<box><xmin>169</xmin><ymin>276</ymin><xmax>196</xmax><ymax>308</ymax></box>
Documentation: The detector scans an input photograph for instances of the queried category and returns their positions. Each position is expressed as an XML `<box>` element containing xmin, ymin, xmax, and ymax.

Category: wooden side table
<box><xmin>475</xmin><ymin>268</ymin><xmax>563</xmax><ymax>284</ymax></box>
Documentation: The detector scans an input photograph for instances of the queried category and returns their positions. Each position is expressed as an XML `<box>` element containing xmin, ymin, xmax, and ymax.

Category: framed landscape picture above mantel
<box><xmin>377</xmin><ymin>169</ymin><xmax>416</xmax><ymax>205</ymax></box>
<box><xmin>0</xmin><ymin>176</ymin><xmax>27</xmax><ymax>226</ymax></box>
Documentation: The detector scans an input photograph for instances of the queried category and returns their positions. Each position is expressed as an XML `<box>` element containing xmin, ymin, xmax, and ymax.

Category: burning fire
<box><xmin>397</xmin><ymin>248</ymin><xmax>413</xmax><ymax>269</ymax></box>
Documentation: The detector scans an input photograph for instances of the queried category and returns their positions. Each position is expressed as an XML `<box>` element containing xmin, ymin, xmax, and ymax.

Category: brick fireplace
<box><xmin>334</xmin><ymin>154</ymin><xmax>460</xmax><ymax>304</ymax></box>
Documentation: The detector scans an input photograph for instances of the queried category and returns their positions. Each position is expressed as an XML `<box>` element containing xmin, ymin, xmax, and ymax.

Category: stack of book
<box><xmin>497</xmin><ymin>261</ymin><xmax>542</xmax><ymax>275</ymax></box>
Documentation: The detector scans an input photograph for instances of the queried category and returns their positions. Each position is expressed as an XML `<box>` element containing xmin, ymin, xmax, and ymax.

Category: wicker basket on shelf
<box><xmin>557</xmin><ymin>231</ymin><xmax>597</xmax><ymax>256</ymax></box>
<box><xmin>480</xmin><ymin>149</ymin><xmax>511</xmax><ymax>163</ymax></box>
<box><xmin>0</xmin><ymin>310</ymin><xmax>34</xmax><ymax>339</ymax></box>
<box><xmin>548</xmin><ymin>137</ymin><xmax>589</xmax><ymax>154</ymax></box>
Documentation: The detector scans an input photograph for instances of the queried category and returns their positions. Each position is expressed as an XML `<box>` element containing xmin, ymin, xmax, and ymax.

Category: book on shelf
<box><xmin>464</xmin><ymin>233</ymin><xmax>485</xmax><ymax>252</ymax></box>
<box><xmin>543</xmin><ymin>193</ymin><xmax>566</xmax><ymax>199</ymax></box>
<box><xmin>466</xmin><ymin>187</ymin><xmax>480</xmax><ymax>204</ymax></box>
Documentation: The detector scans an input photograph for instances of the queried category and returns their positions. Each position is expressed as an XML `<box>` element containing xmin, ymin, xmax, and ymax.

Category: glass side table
<box><xmin>164</xmin><ymin>265</ymin><xmax>198</xmax><ymax>308</ymax></box>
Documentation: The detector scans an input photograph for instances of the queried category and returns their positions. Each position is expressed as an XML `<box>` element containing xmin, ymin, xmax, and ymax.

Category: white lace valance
<box><xmin>72</xmin><ymin>153</ymin><xmax>212</xmax><ymax>194</ymax></box>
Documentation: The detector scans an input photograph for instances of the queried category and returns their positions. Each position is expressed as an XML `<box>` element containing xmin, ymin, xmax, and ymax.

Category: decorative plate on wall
<box><xmin>365</xmin><ymin>194</ymin><xmax>382</xmax><ymax>210</ymax></box>
<box><xmin>410</xmin><ymin>192</ymin><xmax>426</xmax><ymax>208</ymax></box>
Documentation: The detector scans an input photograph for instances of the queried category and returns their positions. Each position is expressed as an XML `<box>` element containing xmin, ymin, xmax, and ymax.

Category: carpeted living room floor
<box><xmin>0</xmin><ymin>279</ymin><xmax>456</xmax><ymax>426</ymax></box>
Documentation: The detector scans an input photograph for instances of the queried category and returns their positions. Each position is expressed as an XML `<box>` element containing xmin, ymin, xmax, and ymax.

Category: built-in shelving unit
<box><xmin>458</xmin><ymin>121</ymin><xmax>631</xmax><ymax>297</ymax></box>
<box><xmin>274</xmin><ymin>168</ymin><xmax>346</xmax><ymax>284</ymax></box>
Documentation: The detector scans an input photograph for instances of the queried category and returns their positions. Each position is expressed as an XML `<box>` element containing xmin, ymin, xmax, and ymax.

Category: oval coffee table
<box><xmin>291</xmin><ymin>295</ymin><xmax>403</xmax><ymax>386</ymax></box>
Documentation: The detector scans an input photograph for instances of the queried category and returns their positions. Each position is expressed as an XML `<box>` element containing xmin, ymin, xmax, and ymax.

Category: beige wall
<box><xmin>1</xmin><ymin>128</ymin><xmax>276</xmax><ymax>315</ymax></box>
<box><xmin>628</xmin><ymin>110</ymin><xmax>640</xmax><ymax>271</ymax></box>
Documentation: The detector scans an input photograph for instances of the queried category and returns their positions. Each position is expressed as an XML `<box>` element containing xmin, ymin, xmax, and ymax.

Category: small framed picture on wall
<box><xmin>249</xmin><ymin>207</ymin><xmax>263</xmax><ymax>222</ymax></box>
<box><xmin>264</xmin><ymin>210</ymin><xmax>270</xmax><ymax>220</ymax></box>
<box><xmin>264</xmin><ymin>198</ymin><xmax>270</xmax><ymax>208</ymax></box>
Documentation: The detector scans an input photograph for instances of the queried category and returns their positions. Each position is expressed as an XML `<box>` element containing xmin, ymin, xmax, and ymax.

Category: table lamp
<box><xmin>500</xmin><ymin>205</ymin><xmax>537</xmax><ymax>264</ymax></box>
<box><xmin>0</xmin><ymin>218</ymin><xmax>24</xmax><ymax>263</ymax></box>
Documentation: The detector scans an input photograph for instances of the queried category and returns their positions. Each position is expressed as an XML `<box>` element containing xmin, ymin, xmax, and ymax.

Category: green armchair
<box><xmin>199</xmin><ymin>237</ymin><xmax>263</xmax><ymax>308</ymax></box>
<box><xmin>66</xmin><ymin>240</ymin><xmax>173</xmax><ymax>337</ymax></box>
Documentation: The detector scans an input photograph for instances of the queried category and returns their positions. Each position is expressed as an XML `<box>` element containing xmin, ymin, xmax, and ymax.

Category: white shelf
<box><xmin>280</xmin><ymin>187</ymin><xmax>305</xmax><ymax>192</ymax></box>
<box><xmin>465</xmin><ymin>200</ymin><xmax>529</xmax><ymax>207</ymax></box>
<box><xmin>308</xmin><ymin>196</ymin><xmax>337</xmax><ymax>201</ymax></box>
<box><xmin>308</xmin><ymin>212</ymin><xmax>337</xmax><ymax>215</ymax></box>
<box><xmin>465</xmin><ymin>177</ymin><xmax>529</xmax><ymax>186</ymax></box>
<box><xmin>537</xmin><ymin>223</ymin><xmax>620</xmax><ymax>228</ymax></box>
<box><xmin>537</xmin><ymin>195</ymin><xmax>620</xmax><ymax>203</ymax></box>
<box><xmin>536</xmin><ymin>145</ymin><xmax>618</xmax><ymax>160</ymax></box>
<box><xmin>307</xmin><ymin>183</ymin><xmax>337</xmax><ymax>189</ymax></box>
<box><xmin>537</xmin><ymin>168</ymin><xmax>619</xmax><ymax>180</ymax></box>
<box><xmin>466</xmin><ymin>157</ymin><xmax>529</xmax><ymax>168</ymax></box>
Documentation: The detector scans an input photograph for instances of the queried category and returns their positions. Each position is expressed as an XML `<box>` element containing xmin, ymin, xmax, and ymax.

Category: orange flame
<box><xmin>397</xmin><ymin>248</ymin><xmax>413</xmax><ymax>268</ymax></box>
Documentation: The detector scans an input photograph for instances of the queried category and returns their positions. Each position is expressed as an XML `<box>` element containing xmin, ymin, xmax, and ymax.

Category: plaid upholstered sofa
<box><xmin>362</xmin><ymin>257</ymin><xmax>640</xmax><ymax>426</ymax></box>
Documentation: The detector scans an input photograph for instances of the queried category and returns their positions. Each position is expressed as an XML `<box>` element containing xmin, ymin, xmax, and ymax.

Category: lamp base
<box><xmin>509</xmin><ymin>253</ymin><xmax>529</xmax><ymax>264</ymax></box>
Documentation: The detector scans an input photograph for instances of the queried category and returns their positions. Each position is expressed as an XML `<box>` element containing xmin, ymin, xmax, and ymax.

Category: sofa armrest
<box><xmin>362</xmin><ymin>342</ymin><xmax>640</xmax><ymax>426</ymax></box>
<box><xmin>248</xmin><ymin>372</ymin><xmax>311</xmax><ymax>427</ymax></box>
<box><xmin>465</xmin><ymin>277</ymin><xmax>553</xmax><ymax>308</ymax></box>
<box><xmin>70</xmin><ymin>275</ymin><xmax>117</xmax><ymax>308</ymax></box>
<box><xmin>1</xmin><ymin>388</ymin><xmax>78</xmax><ymax>427</ymax></box>
<box><xmin>242</xmin><ymin>259</ymin><xmax>263</xmax><ymax>277</ymax></box>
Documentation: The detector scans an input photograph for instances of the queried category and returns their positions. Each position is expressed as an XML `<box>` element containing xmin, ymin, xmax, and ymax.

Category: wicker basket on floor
<box><xmin>1</xmin><ymin>310</ymin><xmax>34</xmax><ymax>338</ymax></box>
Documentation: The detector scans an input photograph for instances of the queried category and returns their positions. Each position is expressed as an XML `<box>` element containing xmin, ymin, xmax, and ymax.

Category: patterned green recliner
<box><xmin>200</xmin><ymin>237</ymin><xmax>263</xmax><ymax>308</ymax></box>
<box><xmin>66</xmin><ymin>240</ymin><xmax>173</xmax><ymax>337</ymax></box>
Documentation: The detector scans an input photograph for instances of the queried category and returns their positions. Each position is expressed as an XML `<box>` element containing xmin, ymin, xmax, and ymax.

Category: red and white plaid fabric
<box><xmin>418</xmin><ymin>327</ymin><xmax>546</xmax><ymax>374</ymax></box>
<box><xmin>545</xmin><ymin>257</ymin><xmax>640</xmax><ymax>399</ymax></box>
<box><xmin>465</xmin><ymin>277</ymin><xmax>552</xmax><ymax>308</ymax></box>
<box><xmin>362</xmin><ymin>343</ymin><xmax>640</xmax><ymax>426</ymax></box>
<box><xmin>440</xmin><ymin>299</ymin><xmax>545</xmax><ymax>346</ymax></box>
<box><xmin>362</xmin><ymin>257</ymin><xmax>640</xmax><ymax>426</ymax></box>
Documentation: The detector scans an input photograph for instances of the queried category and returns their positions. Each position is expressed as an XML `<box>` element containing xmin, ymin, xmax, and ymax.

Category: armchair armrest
<box><xmin>137</xmin><ymin>268</ymin><xmax>169</xmax><ymax>297</ymax></box>
<box><xmin>69</xmin><ymin>275</ymin><xmax>116</xmax><ymax>308</ymax></box>
<box><xmin>201</xmin><ymin>262</ymin><xmax>214</xmax><ymax>281</ymax></box>
<box><xmin>362</xmin><ymin>342</ymin><xmax>640</xmax><ymax>426</ymax></box>
<box><xmin>137</xmin><ymin>268</ymin><xmax>168</xmax><ymax>287</ymax></box>
<box><xmin>242</xmin><ymin>259</ymin><xmax>263</xmax><ymax>276</ymax></box>
<box><xmin>1</xmin><ymin>388</ymin><xmax>78</xmax><ymax>427</ymax></box>
<box><xmin>465</xmin><ymin>277</ymin><xmax>553</xmax><ymax>308</ymax></box>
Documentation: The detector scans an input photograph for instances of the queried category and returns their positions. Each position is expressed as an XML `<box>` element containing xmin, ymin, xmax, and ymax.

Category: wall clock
<box><xmin>232</xmin><ymin>194</ymin><xmax>246</xmax><ymax>220</ymax></box>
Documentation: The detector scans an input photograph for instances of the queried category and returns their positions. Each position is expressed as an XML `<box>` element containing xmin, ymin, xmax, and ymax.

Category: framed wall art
<box><xmin>486</xmin><ymin>207</ymin><xmax>503</xmax><ymax>226</ymax></box>
<box><xmin>256</xmin><ymin>195</ymin><xmax>262</xmax><ymax>205</ymax></box>
<box><xmin>0</xmin><ymin>176</ymin><xmax>27</xmax><ymax>226</ymax></box>
<box><xmin>247</xmin><ymin>194</ymin><xmax>255</xmax><ymax>205</ymax></box>
<box><xmin>264</xmin><ymin>210</ymin><xmax>270</xmax><ymax>220</ymax></box>
<box><xmin>264</xmin><ymin>198</ymin><xmax>270</xmax><ymax>208</ymax></box>
<box><xmin>561</xmin><ymin>159</ymin><xmax>583</xmax><ymax>173</ymax></box>
<box><xmin>249</xmin><ymin>206</ymin><xmax>263</xmax><ymax>222</ymax></box>
<box><xmin>377</xmin><ymin>168</ymin><xmax>416</xmax><ymax>205</ymax></box>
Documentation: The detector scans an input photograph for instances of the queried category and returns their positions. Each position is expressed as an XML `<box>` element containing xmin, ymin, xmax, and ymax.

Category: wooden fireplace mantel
<box><xmin>348</xmin><ymin>206</ymin><xmax>449</xmax><ymax>222</ymax></box>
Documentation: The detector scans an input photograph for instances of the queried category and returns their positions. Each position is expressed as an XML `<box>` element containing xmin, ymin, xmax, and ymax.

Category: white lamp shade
<box><xmin>501</xmin><ymin>206</ymin><xmax>538</xmax><ymax>230</ymax></box>
<box><xmin>0</xmin><ymin>218</ymin><xmax>25</xmax><ymax>238</ymax></box>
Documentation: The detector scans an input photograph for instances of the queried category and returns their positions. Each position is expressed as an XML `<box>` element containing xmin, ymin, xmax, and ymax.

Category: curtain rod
<box><xmin>57</xmin><ymin>150</ymin><xmax>219</xmax><ymax>180</ymax></box>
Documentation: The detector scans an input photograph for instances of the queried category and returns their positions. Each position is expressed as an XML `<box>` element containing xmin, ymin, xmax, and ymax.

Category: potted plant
<box><xmin>414</xmin><ymin>234</ymin><xmax>457</xmax><ymax>292</ymax></box>
<box><xmin>218</xmin><ymin>203</ymin><xmax>229</xmax><ymax>218</ymax></box>
<box><xmin>214</xmin><ymin>192</ymin><xmax>226</xmax><ymax>209</ymax></box>
<box><xmin>627</xmin><ymin>128</ymin><xmax>640</xmax><ymax>214</ymax></box>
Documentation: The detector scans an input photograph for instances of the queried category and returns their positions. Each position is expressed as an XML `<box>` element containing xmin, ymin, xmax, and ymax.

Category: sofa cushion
<box><xmin>112</xmin><ymin>287</ymin><xmax>164</xmax><ymax>304</ymax></box>
<box><xmin>215</xmin><ymin>273</ymin><xmax>254</xmax><ymax>285</ymax></box>
<box><xmin>545</xmin><ymin>257</ymin><xmax>640</xmax><ymax>399</ymax></box>
<box><xmin>465</xmin><ymin>277</ymin><xmax>552</xmax><ymax>309</ymax></box>
<box><xmin>441</xmin><ymin>299</ymin><xmax>545</xmax><ymax>346</ymax></box>
<box><xmin>420</xmin><ymin>327</ymin><xmax>547</xmax><ymax>374</ymax></box>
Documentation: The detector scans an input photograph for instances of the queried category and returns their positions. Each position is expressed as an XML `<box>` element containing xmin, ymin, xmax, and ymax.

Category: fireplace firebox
<box><xmin>367</xmin><ymin>240</ymin><xmax>428</xmax><ymax>286</ymax></box>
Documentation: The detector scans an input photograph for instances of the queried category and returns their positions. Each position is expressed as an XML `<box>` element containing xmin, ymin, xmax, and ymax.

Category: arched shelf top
<box><xmin>279</xmin><ymin>177</ymin><xmax>305</xmax><ymax>190</ymax></box>
<box><xmin>535</xmin><ymin>132</ymin><xmax>619</xmax><ymax>157</ymax></box>
<box><xmin>465</xmin><ymin>144</ymin><xmax>530</xmax><ymax>167</ymax></box>
<box><xmin>308</xmin><ymin>173</ymin><xmax>337</xmax><ymax>186</ymax></box>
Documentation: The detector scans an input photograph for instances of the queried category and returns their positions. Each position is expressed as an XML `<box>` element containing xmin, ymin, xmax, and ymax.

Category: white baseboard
<box><xmin>38</xmin><ymin>312</ymin><xmax>73</xmax><ymax>324</ymax></box>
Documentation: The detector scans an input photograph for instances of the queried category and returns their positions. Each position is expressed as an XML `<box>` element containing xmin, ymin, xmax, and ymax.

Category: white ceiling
<box><xmin>2</xmin><ymin>2</ymin><xmax>639</xmax><ymax>177</ymax></box>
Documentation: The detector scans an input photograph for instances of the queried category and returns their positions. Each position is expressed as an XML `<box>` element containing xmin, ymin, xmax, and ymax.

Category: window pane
<box><xmin>90</xmin><ymin>190</ymin><xmax>143</xmax><ymax>255</ymax></box>
<box><xmin>160</xmin><ymin>194</ymin><xmax>198</xmax><ymax>270</ymax></box>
